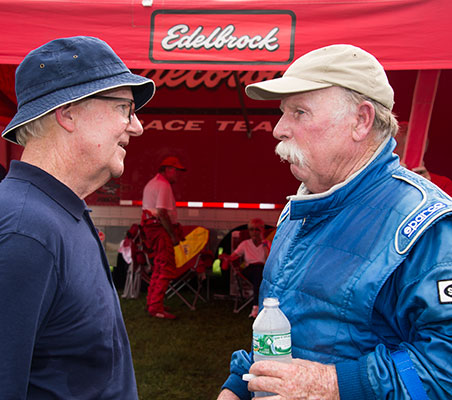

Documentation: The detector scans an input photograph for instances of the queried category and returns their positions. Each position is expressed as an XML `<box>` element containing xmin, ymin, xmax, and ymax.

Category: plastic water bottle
<box><xmin>252</xmin><ymin>297</ymin><xmax>292</xmax><ymax>397</ymax></box>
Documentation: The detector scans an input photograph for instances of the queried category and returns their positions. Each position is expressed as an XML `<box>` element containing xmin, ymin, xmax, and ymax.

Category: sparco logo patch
<box><xmin>150</xmin><ymin>10</ymin><xmax>295</xmax><ymax>65</ymax></box>
<box><xmin>437</xmin><ymin>280</ymin><xmax>452</xmax><ymax>304</ymax></box>
<box><xmin>402</xmin><ymin>202</ymin><xmax>446</xmax><ymax>238</ymax></box>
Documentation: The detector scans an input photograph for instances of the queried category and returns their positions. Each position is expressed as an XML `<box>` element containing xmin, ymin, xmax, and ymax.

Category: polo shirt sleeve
<box><xmin>0</xmin><ymin>233</ymin><xmax>58</xmax><ymax>399</ymax></box>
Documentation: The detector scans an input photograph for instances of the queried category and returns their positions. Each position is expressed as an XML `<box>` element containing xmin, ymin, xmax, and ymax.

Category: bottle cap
<box><xmin>263</xmin><ymin>297</ymin><xmax>279</xmax><ymax>307</ymax></box>
<box><xmin>242</xmin><ymin>374</ymin><xmax>257</xmax><ymax>381</ymax></box>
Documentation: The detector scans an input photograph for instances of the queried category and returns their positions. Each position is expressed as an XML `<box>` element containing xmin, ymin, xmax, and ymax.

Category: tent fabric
<box><xmin>0</xmin><ymin>0</ymin><xmax>451</xmax><ymax>71</ymax></box>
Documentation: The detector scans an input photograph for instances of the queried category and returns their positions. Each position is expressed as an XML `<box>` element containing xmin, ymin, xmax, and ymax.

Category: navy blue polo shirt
<box><xmin>0</xmin><ymin>161</ymin><xmax>138</xmax><ymax>399</ymax></box>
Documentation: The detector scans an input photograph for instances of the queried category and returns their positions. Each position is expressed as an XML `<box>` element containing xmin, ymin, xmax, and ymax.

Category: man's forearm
<box><xmin>217</xmin><ymin>388</ymin><xmax>240</xmax><ymax>400</ymax></box>
<box><xmin>156</xmin><ymin>208</ymin><xmax>178</xmax><ymax>244</ymax></box>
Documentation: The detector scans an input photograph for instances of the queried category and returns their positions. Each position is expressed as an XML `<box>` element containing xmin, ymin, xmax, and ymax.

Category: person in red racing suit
<box><xmin>141</xmin><ymin>156</ymin><xmax>186</xmax><ymax>319</ymax></box>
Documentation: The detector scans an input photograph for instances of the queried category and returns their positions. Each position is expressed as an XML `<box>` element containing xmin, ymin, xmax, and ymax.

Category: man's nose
<box><xmin>273</xmin><ymin>114</ymin><xmax>291</xmax><ymax>141</ymax></box>
<box><xmin>128</xmin><ymin>114</ymin><xmax>144</xmax><ymax>136</ymax></box>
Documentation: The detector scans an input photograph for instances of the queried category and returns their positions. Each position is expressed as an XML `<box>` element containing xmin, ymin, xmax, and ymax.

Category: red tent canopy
<box><xmin>0</xmin><ymin>0</ymin><xmax>451</xmax><ymax>204</ymax></box>
<box><xmin>1</xmin><ymin>0</ymin><xmax>451</xmax><ymax>70</ymax></box>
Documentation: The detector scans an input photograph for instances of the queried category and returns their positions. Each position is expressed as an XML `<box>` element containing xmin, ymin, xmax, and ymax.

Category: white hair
<box><xmin>15</xmin><ymin>112</ymin><xmax>54</xmax><ymax>146</ymax></box>
<box><xmin>341</xmin><ymin>88</ymin><xmax>399</xmax><ymax>141</ymax></box>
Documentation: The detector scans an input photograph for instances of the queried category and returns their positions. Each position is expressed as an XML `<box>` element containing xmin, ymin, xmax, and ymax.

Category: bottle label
<box><xmin>253</xmin><ymin>332</ymin><xmax>291</xmax><ymax>356</ymax></box>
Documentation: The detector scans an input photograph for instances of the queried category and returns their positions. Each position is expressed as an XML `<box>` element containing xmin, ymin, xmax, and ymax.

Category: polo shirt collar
<box><xmin>7</xmin><ymin>160</ymin><xmax>87</xmax><ymax>220</ymax></box>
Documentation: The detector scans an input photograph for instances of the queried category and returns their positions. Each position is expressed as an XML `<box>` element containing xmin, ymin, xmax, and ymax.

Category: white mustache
<box><xmin>275</xmin><ymin>139</ymin><xmax>304</xmax><ymax>166</ymax></box>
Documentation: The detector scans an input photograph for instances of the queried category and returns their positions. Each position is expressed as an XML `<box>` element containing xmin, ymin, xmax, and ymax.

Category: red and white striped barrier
<box><xmin>119</xmin><ymin>200</ymin><xmax>284</xmax><ymax>210</ymax></box>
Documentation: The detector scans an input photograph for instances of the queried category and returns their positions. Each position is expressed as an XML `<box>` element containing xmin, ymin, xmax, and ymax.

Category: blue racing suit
<box><xmin>223</xmin><ymin>138</ymin><xmax>452</xmax><ymax>399</ymax></box>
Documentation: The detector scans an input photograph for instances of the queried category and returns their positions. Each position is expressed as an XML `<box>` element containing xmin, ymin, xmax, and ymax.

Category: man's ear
<box><xmin>352</xmin><ymin>101</ymin><xmax>375</xmax><ymax>142</ymax></box>
<box><xmin>55</xmin><ymin>104</ymin><xmax>76</xmax><ymax>132</ymax></box>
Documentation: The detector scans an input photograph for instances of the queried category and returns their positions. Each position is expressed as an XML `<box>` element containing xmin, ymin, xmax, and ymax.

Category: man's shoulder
<box><xmin>391</xmin><ymin>168</ymin><xmax>452</xmax><ymax>208</ymax></box>
<box><xmin>236</xmin><ymin>239</ymin><xmax>249</xmax><ymax>249</ymax></box>
<box><xmin>145</xmin><ymin>173</ymin><xmax>171</xmax><ymax>190</ymax></box>
<box><xmin>373</xmin><ymin>167</ymin><xmax>452</xmax><ymax>208</ymax></box>
<box><xmin>0</xmin><ymin>178</ymin><xmax>68</xmax><ymax>238</ymax></box>
<box><xmin>389</xmin><ymin>170</ymin><xmax>452</xmax><ymax>254</ymax></box>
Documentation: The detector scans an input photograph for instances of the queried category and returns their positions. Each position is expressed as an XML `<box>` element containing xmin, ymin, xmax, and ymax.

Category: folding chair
<box><xmin>230</xmin><ymin>259</ymin><xmax>254</xmax><ymax>313</ymax></box>
<box><xmin>165</xmin><ymin>251</ymin><xmax>210</xmax><ymax>310</ymax></box>
<box><xmin>141</xmin><ymin>225</ymin><xmax>213</xmax><ymax>310</ymax></box>
<box><xmin>218</xmin><ymin>224</ymin><xmax>276</xmax><ymax>313</ymax></box>
<box><xmin>120</xmin><ymin>224</ymin><xmax>152</xmax><ymax>299</ymax></box>
<box><xmin>229</xmin><ymin>229</ymin><xmax>254</xmax><ymax>313</ymax></box>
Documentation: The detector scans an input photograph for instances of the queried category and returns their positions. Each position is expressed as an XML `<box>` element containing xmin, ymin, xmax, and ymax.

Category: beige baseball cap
<box><xmin>245</xmin><ymin>44</ymin><xmax>394</xmax><ymax>110</ymax></box>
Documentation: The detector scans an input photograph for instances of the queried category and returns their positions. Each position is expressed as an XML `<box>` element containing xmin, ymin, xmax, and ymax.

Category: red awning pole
<box><xmin>233</xmin><ymin>71</ymin><xmax>253</xmax><ymax>139</ymax></box>
<box><xmin>403</xmin><ymin>70</ymin><xmax>441</xmax><ymax>169</ymax></box>
<box><xmin>0</xmin><ymin>139</ymin><xmax>9</xmax><ymax>170</ymax></box>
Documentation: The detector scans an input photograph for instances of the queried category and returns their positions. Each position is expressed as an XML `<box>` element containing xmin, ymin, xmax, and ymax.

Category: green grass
<box><xmin>120</xmin><ymin>289</ymin><xmax>253</xmax><ymax>400</ymax></box>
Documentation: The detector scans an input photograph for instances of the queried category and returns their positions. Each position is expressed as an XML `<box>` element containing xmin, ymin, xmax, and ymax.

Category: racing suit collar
<box><xmin>288</xmin><ymin>137</ymin><xmax>399</xmax><ymax>220</ymax></box>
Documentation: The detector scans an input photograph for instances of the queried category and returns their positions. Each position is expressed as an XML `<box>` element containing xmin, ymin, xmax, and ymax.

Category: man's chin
<box><xmin>290</xmin><ymin>164</ymin><xmax>304</xmax><ymax>182</ymax></box>
<box><xmin>112</xmin><ymin>170</ymin><xmax>124</xmax><ymax>179</ymax></box>
<box><xmin>110</xmin><ymin>164</ymin><xmax>125</xmax><ymax>179</ymax></box>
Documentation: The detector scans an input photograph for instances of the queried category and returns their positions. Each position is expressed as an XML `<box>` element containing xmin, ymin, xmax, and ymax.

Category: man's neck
<box><xmin>306</xmin><ymin>138</ymin><xmax>384</xmax><ymax>194</ymax></box>
<box><xmin>252</xmin><ymin>237</ymin><xmax>262</xmax><ymax>246</ymax></box>
<box><xmin>21</xmin><ymin>140</ymin><xmax>104</xmax><ymax>199</ymax></box>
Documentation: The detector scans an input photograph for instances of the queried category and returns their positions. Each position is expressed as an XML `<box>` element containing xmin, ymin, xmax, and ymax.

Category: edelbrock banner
<box><xmin>149</xmin><ymin>9</ymin><xmax>296</xmax><ymax>65</ymax></box>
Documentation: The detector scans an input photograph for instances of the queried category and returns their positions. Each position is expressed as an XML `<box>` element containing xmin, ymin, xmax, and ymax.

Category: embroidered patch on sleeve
<box><xmin>401</xmin><ymin>202</ymin><xmax>446</xmax><ymax>239</ymax></box>
<box><xmin>437</xmin><ymin>280</ymin><xmax>452</xmax><ymax>304</ymax></box>
<box><xmin>396</xmin><ymin>200</ymin><xmax>452</xmax><ymax>254</ymax></box>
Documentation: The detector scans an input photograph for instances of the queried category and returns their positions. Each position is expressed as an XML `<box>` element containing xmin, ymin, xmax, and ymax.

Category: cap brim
<box><xmin>161</xmin><ymin>164</ymin><xmax>186</xmax><ymax>171</ymax></box>
<box><xmin>2</xmin><ymin>72</ymin><xmax>155</xmax><ymax>144</ymax></box>
<box><xmin>245</xmin><ymin>76</ymin><xmax>332</xmax><ymax>100</ymax></box>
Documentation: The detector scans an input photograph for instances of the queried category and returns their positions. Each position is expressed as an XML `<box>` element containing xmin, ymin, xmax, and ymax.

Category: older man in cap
<box><xmin>0</xmin><ymin>36</ymin><xmax>155</xmax><ymax>399</ymax></box>
<box><xmin>141</xmin><ymin>155</ymin><xmax>186</xmax><ymax>319</ymax></box>
<box><xmin>218</xmin><ymin>45</ymin><xmax>452</xmax><ymax>399</ymax></box>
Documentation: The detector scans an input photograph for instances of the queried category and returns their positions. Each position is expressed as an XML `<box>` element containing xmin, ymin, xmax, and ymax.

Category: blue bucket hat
<box><xmin>2</xmin><ymin>36</ymin><xmax>156</xmax><ymax>144</ymax></box>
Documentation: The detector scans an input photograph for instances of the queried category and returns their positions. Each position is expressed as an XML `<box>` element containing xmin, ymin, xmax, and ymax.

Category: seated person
<box><xmin>221</xmin><ymin>218</ymin><xmax>271</xmax><ymax>318</ymax></box>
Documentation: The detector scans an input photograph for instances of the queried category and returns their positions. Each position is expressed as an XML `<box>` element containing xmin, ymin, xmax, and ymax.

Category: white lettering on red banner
<box><xmin>142</xmin><ymin>119</ymin><xmax>274</xmax><ymax>133</ymax></box>
<box><xmin>150</xmin><ymin>10</ymin><xmax>295</xmax><ymax>65</ymax></box>
<box><xmin>162</xmin><ymin>24</ymin><xmax>280</xmax><ymax>52</ymax></box>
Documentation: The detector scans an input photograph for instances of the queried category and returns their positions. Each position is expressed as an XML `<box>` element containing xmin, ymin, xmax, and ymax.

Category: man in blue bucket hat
<box><xmin>0</xmin><ymin>36</ymin><xmax>155</xmax><ymax>399</ymax></box>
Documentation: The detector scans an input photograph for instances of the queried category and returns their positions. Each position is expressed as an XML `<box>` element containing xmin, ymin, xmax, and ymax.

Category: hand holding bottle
<box><xmin>252</xmin><ymin>298</ymin><xmax>291</xmax><ymax>397</ymax></box>
<box><xmin>247</xmin><ymin>359</ymin><xmax>340</xmax><ymax>400</ymax></box>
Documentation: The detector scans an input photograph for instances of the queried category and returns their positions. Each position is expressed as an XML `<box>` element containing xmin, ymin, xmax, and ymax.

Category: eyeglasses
<box><xmin>90</xmin><ymin>95</ymin><xmax>136</xmax><ymax>124</ymax></box>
